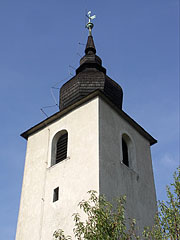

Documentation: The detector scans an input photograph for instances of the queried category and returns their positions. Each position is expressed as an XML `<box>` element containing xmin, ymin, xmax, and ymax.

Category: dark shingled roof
<box><xmin>21</xmin><ymin>35</ymin><xmax>157</xmax><ymax>146</ymax></box>
<box><xmin>59</xmin><ymin>36</ymin><xmax>123</xmax><ymax>110</ymax></box>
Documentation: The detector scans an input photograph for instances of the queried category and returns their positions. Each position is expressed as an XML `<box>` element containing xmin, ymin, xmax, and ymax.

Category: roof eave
<box><xmin>21</xmin><ymin>90</ymin><xmax>157</xmax><ymax>146</ymax></box>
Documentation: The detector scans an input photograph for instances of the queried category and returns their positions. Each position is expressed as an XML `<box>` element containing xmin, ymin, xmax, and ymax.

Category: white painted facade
<box><xmin>99</xmin><ymin>98</ymin><xmax>157</xmax><ymax>234</ymax></box>
<box><xmin>16</xmin><ymin>96</ymin><xmax>156</xmax><ymax>239</ymax></box>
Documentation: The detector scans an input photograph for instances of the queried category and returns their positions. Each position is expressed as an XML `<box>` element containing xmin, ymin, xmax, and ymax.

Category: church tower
<box><xmin>16</xmin><ymin>14</ymin><xmax>157</xmax><ymax>240</ymax></box>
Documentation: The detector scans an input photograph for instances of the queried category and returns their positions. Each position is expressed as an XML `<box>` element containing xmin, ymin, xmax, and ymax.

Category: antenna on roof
<box><xmin>40</xmin><ymin>105</ymin><xmax>58</xmax><ymax>118</ymax></box>
<box><xmin>50</xmin><ymin>76</ymin><xmax>70</xmax><ymax>108</ymax></box>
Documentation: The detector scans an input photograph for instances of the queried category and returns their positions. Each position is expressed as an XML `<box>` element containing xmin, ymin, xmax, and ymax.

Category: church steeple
<box><xmin>59</xmin><ymin>16</ymin><xmax>123</xmax><ymax>111</ymax></box>
<box><xmin>76</xmin><ymin>13</ymin><xmax>106</xmax><ymax>74</ymax></box>
<box><xmin>16</xmin><ymin>12</ymin><xmax>157</xmax><ymax>240</ymax></box>
<box><xmin>76</xmin><ymin>35</ymin><xmax>106</xmax><ymax>75</ymax></box>
<box><xmin>85</xmin><ymin>35</ymin><xmax>96</xmax><ymax>54</ymax></box>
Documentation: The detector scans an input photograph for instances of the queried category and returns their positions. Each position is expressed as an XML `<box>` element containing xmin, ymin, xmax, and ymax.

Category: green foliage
<box><xmin>72</xmin><ymin>190</ymin><xmax>139</xmax><ymax>240</ymax></box>
<box><xmin>53</xmin><ymin>190</ymin><xmax>139</xmax><ymax>240</ymax></box>
<box><xmin>54</xmin><ymin>167</ymin><xmax>180</xmax><ymax>240</ymax></box>
<box><xmin>53</xmin><ymin>229</ymin><xmax>72</xmax><ymax>240</ymax></box>
<box><xmin>143</xmin><ymin>167</ymin><xmax>180</xmax><ymax>240</ymax></box>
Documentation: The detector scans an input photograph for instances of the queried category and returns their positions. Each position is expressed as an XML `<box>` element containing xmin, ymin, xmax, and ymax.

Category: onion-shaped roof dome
<box><xmin>59</xmin><ymin>36</ymin><xmax>123</xmax><ymax>110</ymax></box>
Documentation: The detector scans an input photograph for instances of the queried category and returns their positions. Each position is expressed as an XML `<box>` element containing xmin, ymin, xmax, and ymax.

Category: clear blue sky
<box><xmin>0</xmin><ymin>0</ymin><xmax>179</xmax><ymax>239</ymax></box>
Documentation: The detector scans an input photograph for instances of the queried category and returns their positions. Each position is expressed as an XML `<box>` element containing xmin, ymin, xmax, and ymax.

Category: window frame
<box><xmin>53</xmin><ymin>187</ymin><xmax>59</xmax><ymax>202</ymax></box>
<box><xmin>122</xmin><ymin>137</ymin><xmax>129</xmax><ymax>167</ymax></box>
<box><xmin>51</xmin><ymin>130</ymin><xmax>68</xmax><ymax>166</ymax></box>
<box><xmin>121</xmin><ymin>132</ymin><xmax>136</xmax><ymax>170</ymax></box>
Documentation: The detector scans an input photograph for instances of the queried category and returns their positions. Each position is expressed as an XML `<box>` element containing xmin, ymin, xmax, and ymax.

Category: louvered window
<box><xmin>122</xmin><ymin>138</ymin><xmax>129</xmax><ymax>167</ymax></box>
<box><xmin>56</xmin><ymin>132</ymin><xmax>68</xmax><ymax>164</ymax></box>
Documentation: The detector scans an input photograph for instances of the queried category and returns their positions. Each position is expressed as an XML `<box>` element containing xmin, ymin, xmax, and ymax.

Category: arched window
<box><xmin>121</xmin><ymin>133</ymin><xmax>136</xmax><ymax>170</ymax></box>
<box><xmin>122</xmin><ymin>134</ymin><xmax>132</xmax><ymax>167</ymax></box>
<box><xmin>56</xmin><ymin>132</ymin><xmax>68</xmax><ymax>164</ymax></box>
<box><xmin>122</xmin><ymin>138</ymin><xmax>129</xmax><ymax>167</ymax></box>
<box><xmin>51</xmin><ymin>130</ymin><xmax>68</xmax><ymax>166</ymax></box>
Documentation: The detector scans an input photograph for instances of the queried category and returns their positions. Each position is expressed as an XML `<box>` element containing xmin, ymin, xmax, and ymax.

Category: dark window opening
<box><xmin>122</xmin><ymin>138</ymin><xmax>129</xmax><ymax>167</ymax></box>
<box><xmin>56</xmin><ymin>132</ymin><xmax>68</xmax><ymax>164</ymax></box>
<box><xmin>53</xmin><ymin>187</ymin><xmax>59</xmax><ymax>202</ymax></box>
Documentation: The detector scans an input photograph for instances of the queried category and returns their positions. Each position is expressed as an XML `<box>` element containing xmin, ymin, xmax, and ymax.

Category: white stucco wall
<box><xmin>16</xmin><ymin>98</ymin><xmax>99</xmax><ymax>240</ymax></box>
<box><xmin>16</xmin><ymin>96</ymin><xmax>157</xmax><ymax>239</ymax></box>
<box><xmin>99</xmin><ymin>98</ymin><xmax>157</xmax><ymax>234</ymax></box>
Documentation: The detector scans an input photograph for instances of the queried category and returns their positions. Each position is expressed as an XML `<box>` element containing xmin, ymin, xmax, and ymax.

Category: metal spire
<box><xmin>86</xmin><ymin>11</ymin><xmax>96</xmax><ymax>36</ymax></box>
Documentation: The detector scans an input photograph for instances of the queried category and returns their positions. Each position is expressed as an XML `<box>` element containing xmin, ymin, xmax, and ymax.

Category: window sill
<box><xmin>48</xmin><ymin>156</ymin><xmax>70</xmax><ymax>170</ymax></box>
<box><xmin>120</xmin><ymin>161</ymin><xmax>139</xmax><ymax>180</ymax></box>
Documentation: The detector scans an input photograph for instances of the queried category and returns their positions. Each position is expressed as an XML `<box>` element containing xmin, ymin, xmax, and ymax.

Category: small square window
<box><xmin>53</xmin><ymin>187</ymin><xmax>59</xmax><ymax>202</ymax></box>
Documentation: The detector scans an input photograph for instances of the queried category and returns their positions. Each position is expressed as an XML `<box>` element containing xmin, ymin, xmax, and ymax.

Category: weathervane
<box><xmin>86</xmin><ymin>11</ymin><xmax>96</xmax><ymax>36</ymax></box>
